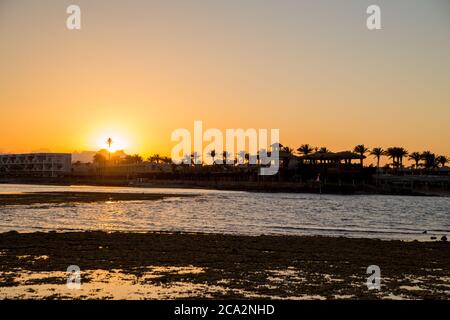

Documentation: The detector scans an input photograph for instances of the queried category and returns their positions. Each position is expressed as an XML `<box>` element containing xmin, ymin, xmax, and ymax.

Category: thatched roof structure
<box><xmin>297</xmin><ymin>151</ymin><xmax>365</xmax><ymax>161</ymax></box>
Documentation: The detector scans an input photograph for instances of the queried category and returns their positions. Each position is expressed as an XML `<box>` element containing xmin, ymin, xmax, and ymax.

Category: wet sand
<box><xmin>0</xmin><ymin>231</ymin><xmax>449</xmax><ymax>299</ymax></box>
<box><xmin>0</xmin><ymin>192</ymin><xmax>192</xmax><ymax>206</ymax></box>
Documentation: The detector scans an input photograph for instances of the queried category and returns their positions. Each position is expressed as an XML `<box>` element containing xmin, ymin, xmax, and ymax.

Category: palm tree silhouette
<box><xmin>282</xmin><ymin>146</ymin><xmax>294</xmax><ymax>155</ymax></box>
<box><xmin>370</xmin><ymin>147</ymin><xmax>385</xmax><ymax>170</ymax></box>
<box><xmin>408</xmin><ymin>152</ymin><xmax>422</xmax><ymax>169</ymax></box>
<box><xmin>435</xmin><ymin>155</ymin><xmax>449</xmax><ymax>168</ymax></box>
<box><xmin>397</xmin><ymin>147</ymin><xmax>408</xmax><ymax>168</ymax></box>
<box><xmin>281</xmin><ymin>146</ymin><xmax>294</xmax><ymax>168</ymax></box>
<box><xmin>222</xmin><ymin>151</ymin><xmax>231</xmax><ymax>165</ymax></box>
<box><xmin>353</xmin><ymin>145</ymin><xmax>369</xmax><ymax>167</ymax></box>
<box><xmin>257</xmin><ymin>148</ymin><xmax>268</xmax><ymax>165</ymax></box>
<box><xmin>244</xmin><ymin>153</ymin><xmax>250</xmax><ymax>165</ymax></box>
<box><xmin>132</xmin><ymin>154</ymin><xmax>143</xmax><ymax>163</ymax></box>
<box><xmin>147</xmin><ymin>154</ymin><xmax>162</xmax><ymax>164</ymax></box>
<box><xmin>385</xmin><ymin>147</ymin><xmax>408</xmax><ymax>169</ymax></box>
<box><xmin>297</xmin><ymin>144</ymin><xmax>314</xmax><ymax>156</ymax></box>
<box><xmin>421</xmin><ymin>151</ymin><xmax>436</xmax><ymax>169</ymax></box>
<box><xmin>209</xmin><ymin>149</ymin><xmax>216</xmax><ymax>165</ymax></box>
<box><xmin>386</xmin><ymin>147</ymin><xmax>398</xmax><ymax>168</ymax></box>
<box><xmin>106</xmin><ymin>137</ymin><xmax>113</xmax><ymax>160</ymax></box>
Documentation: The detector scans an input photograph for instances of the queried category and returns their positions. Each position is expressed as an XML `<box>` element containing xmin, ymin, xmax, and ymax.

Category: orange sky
<box><xmin>1</xmin><ymin>0</ymin><xmax>449</xmax><ymax>165</ymax></box>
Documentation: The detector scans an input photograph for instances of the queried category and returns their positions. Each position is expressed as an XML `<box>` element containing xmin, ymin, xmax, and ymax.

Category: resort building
<box><xmin>280</xmin><ymin>151</ymin><xmax>365</xmax><ymax>170</ymax></box>
<box><xmin>0</xmin><ymin>153</ymin><xmax>72</xmax><ymax>177</ymax></box>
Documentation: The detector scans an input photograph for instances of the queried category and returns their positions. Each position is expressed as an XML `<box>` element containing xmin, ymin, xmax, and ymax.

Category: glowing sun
<box><xmin>95</xmin><ymin>135</ymin><xmax>128</xmax><ymax>152</ymax></box>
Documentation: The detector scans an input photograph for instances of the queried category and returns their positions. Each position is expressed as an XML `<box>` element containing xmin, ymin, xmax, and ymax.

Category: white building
<box><xmin>0</xmin><ymin>153</ymin><xmax>72</xmax><ymax>177</ymax></box>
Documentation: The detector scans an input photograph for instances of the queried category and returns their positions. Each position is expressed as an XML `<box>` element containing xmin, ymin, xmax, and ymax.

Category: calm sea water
<box><xmin>0</xmin><ymin>184</ymin><xmax>449</xmax><ymax>240</ymax></box>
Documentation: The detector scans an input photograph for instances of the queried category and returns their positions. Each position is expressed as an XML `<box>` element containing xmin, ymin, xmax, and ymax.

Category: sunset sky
<box><xmin>1</xmin><ymin>0</ymin><xmax>449</xmax><ymax>163</ymax></box>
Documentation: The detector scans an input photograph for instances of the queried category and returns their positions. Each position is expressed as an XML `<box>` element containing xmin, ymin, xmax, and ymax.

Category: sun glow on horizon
<box><xmin>1</xmin><ymin>1</ymin><xmax>449</xmax><ymax>159</ymax></box>
<box><xmin>94</xmin><ymin>134</ymin><xmax>130</xmax><ymax>153</ymax></box>
<box><xmin>82</xmin><ymin>122</ymin><xmax>148</xmax><ymax>156</ymax></box>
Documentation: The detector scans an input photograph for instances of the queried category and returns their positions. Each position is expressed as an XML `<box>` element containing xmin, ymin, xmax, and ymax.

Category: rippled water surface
<box><xmin>0</xmin><ymin>184</ymin><xmax>449</xmax><ymax>240</ymax></box>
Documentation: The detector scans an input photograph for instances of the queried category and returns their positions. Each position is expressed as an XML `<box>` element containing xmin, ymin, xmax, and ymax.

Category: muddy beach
<box><xmin>0</xmin><ymin>231</ymin><xmax>449</xmax><ymax>299</ymax></box>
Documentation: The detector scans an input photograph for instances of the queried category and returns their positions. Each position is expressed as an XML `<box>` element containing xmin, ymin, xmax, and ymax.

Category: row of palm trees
<box><xmin>94</xmin><ymin>152</ymin><xmax>146</xmax><ymax>165</ymax></box>
<box><xmin>144</xmin><ymin>146</ymin><xmax>449</xmax><ymax>169</ymax></box>
<box><xmin>277</xmin><ymin>144</ymin><xmax>448</xmax><ymax>169</ymax></box>
<box><xmin>94</xmin><ymin>145</ymin><xmax>449</xmax><ymax>169</ymax></box>
<box><xmin>363</xmin><ymin>146</ymin><xmax>447</xmax><ymax>169</ymax></box>
<box><xmin>94</xmin><ymin>152</ymin><xmax>178</xmax><ymax>165</ymax></box>
<box><xmin>147</xmin><ymin>154</ymin><xmax>172</xmax><ymax>164</ymax></box>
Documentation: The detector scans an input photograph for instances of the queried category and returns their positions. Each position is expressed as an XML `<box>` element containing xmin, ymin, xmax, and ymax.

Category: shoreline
<box><xmin>1</xmin><ymin>179</ymin><xmax>449</xmax><ymax>197</ymax></box>
<box><xmin>0</xmin><ymin>191</ymin><xmax>192</xmax><ymax>206</ymax></box>
<box><xmin>0</xmin><ymin>231</ymin><xmax>449</xmax><ymax>299</ymax></box>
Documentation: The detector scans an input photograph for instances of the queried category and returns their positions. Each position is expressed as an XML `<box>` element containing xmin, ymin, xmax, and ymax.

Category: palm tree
<box><xmin>222</xmin><ymin>151</ymin><xmax>230</xmax><ymax>165</ymax></box>
<box><xmin>147</xmin><ymin>154</ymin><xmax>162</xmax><ymax>164</ymax></box>
<box><xmin>353</xmin><ymin>144</ymin><xmax>369</xmax><ymax>167</ymax></box>
<box><xmin>385</xmin><ymin>147</ymin><xmax>399</xmax><ymax>168</ymax></box>
<box><xmin>106</xmin><ymin>137</ymin><xmax>113</xmax><ymax>160</ymax></box>
<box><xmin>408</xmin><ymin>152</ymin><xmax>422</xmax><ymax>169</ymax></box>
<box><xmin>280</xmin><ymin>146</ymin><xmax>293</xmax><ymax>168</ymax></box>
<box><xmin>318</xmin><ymin>147</ymin><xmax>330</xmax><ymax>153</ymax></box>
<box><xmin>256</xmin><ymin>149</ymin><xmax>264</xmax><ymax>165</ymax></box>
<box><xmin>208</xmin><ymin>149</ymin><xmax>216</xmax><ymax>165</ymax></box>
<box><xmin>421</xmin><ymin>151</ymin><xmax>436</xmax><ymax>169</ymax></box>
<box><xmin>397</xmin><ymin>147</ymin><xmax>408</xmax><ymax>168</ymax></box>
<box><xmin>385</xmin><ymin>147</ymin><xmax>408</xmax><ymax>169</ymax></box>
<box><xmin>244</xmin><ymin>153</ymin><xmax>250</xmax><ymax>165</ymax></box>
<box><xmin>123</xmin><ymin>154</ymin><xmax>142</xmax><ymax>164</ymax></box>
<box><xmin>162</xmin><ymin>156</ymin><xmax>172</xmax><ymax>164</ymax></box>
<box><xmin>132</xmin><ymin>154</ymin><xmax>143</xmax><ymax>163</ymax></box>
<box><xmin>282</xmin><ymin>146</ymin><xmax>294</xmax><ymax>155</ymax></box>
<box><xmin>370</xmin><ymin>147</ymin><xmax>384</xmax><ymax>170</ymax></box>
<box><xmin>297</xmin><ymin>144</ymin><xmax>314</xmax><ymax>156</ymax></box>
<box><xmin>435</xmin><ymin>155</ymin><xmax>449</xmax><ymax>168</ymax></box>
